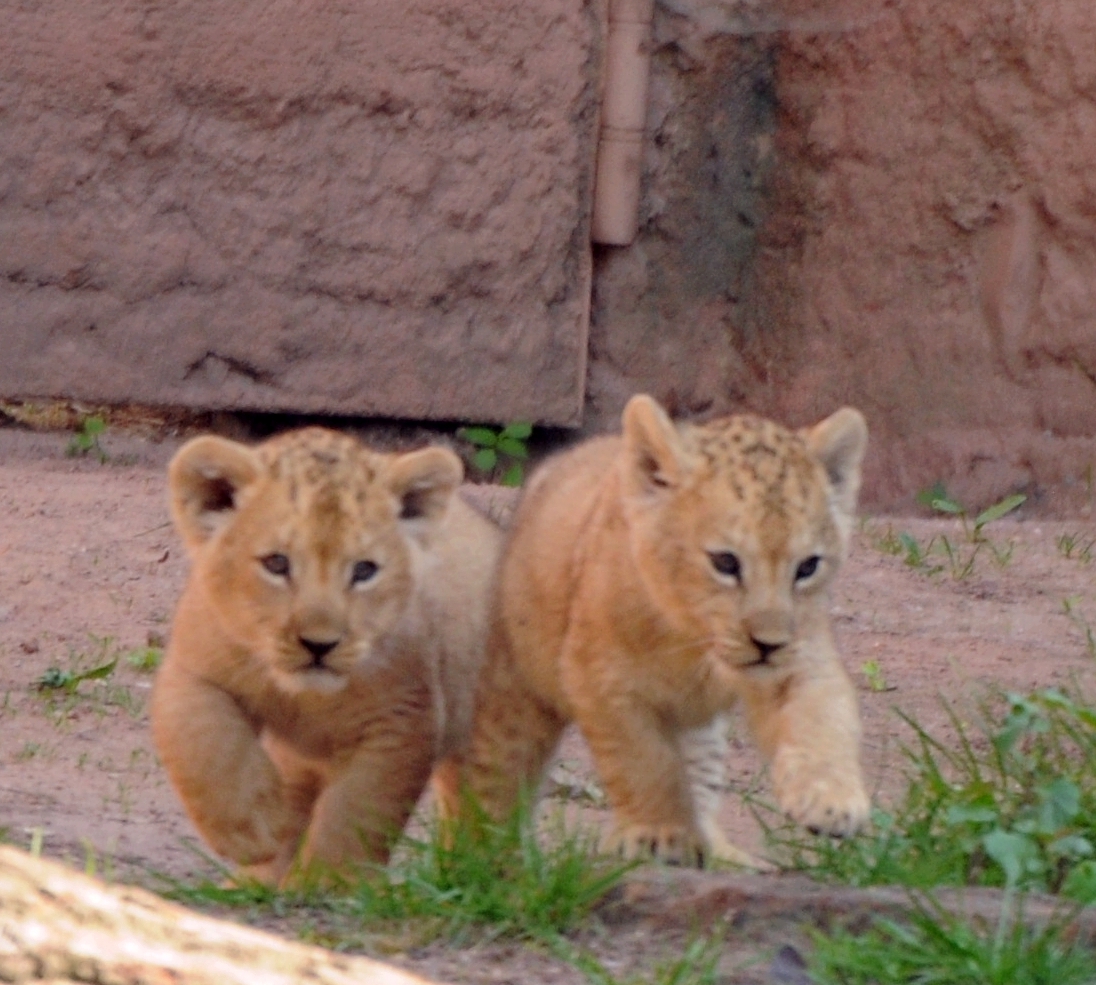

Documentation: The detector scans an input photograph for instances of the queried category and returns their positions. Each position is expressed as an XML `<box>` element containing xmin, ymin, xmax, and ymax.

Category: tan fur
<box><xmin>448</xmin><ymin>395</ymin><xmax>869</xmax><ymax>866</ymax></box>
<box><xmin>152</xmin><ymin>427</ymin><xmax>501</xmax><ymax>886</ymax></box>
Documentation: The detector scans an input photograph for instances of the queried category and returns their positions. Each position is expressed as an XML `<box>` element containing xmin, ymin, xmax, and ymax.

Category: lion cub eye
<box><xmin>795</xmin><ymin>555</ymin><xmax>821</xmax><ymax>582</ymax></box>
<box><xmin>260</xmin><ymin>553</ymin><xmax>291</xmax><ymax>578</ymax></box>
<box><xmin>708</xmin><ymin>551</ymin><xmax>741</xmax><ymax>579</ymax></box>
<box><xmin>351</xmin><ymin>560</ymin><xmax>379</xmax><ymax>585</ymax></box>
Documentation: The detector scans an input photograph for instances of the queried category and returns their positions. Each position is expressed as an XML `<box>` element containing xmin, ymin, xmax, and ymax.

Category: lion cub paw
<box><xmin>776</xmin><ymin>768</ymin><xmax>870</xmax><ymax>837</ymax></box>
<box><xmin>701</xmin><ymin>827</ymin><xmax>778</xmax><ymax>873</ymax></box>
<box><xmin>604</xmin><ymin>823</ymin><xmax>706</xmax><ymax>866</ymax></box>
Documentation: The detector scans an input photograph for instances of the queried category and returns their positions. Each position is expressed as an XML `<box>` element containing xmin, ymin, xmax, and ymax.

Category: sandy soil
<box><xmin>2</xmin><ymin>420</ymin><xmax>1096</xmax><ymax>982</ymax></box>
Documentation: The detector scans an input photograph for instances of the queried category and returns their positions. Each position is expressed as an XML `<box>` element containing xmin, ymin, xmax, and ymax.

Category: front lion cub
<box><xmin>451</xmin><ymin>395</ymin><xmax>869</xmax><ymax>866</ymax></box>
<box><xmin>152</xmin><ymin>428</ymin><xmax>501</xmax><ymax>886</ymax></box>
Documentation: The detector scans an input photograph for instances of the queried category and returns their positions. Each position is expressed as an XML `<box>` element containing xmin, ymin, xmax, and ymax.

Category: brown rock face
<box><xmin>590</xmin><ymin>0</ymin><xmax>1096</xmax><ymax>510</ymax></box>
<box><xmin>0</xmin><ymin>0</ymin><xmax>597</xmax><ymax>426</ymax></box>
<box><xmin>756</xmin><ymin>0</ymin><xmax>1096</xmax><ymax>509</ymax></box>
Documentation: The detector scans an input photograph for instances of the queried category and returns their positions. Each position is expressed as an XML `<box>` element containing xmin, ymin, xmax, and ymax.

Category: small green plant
<box><xmin>1061</xmin><ymin>596</ymin><xmax>1096</xmax><ymax>659</ymax></box>
<box><xmin>865</xmin><ymin>523</ymin><xmax>905</xmax><ymax>557</ymax></box>
<box><xmin>911</xmin><ymin>486</ymin><xmax>1026</xmax><ymax>577</ymax></box>
<box><xmin>897</xmin><ymin>531</ymin><xmax>943</xmax><ymax>575</ymax></box>
<box><xmin>34</xmin><ymin>637</ymin><xmax>147</xmax><ymax>719</ymax></box>
<box><xmin>763</xmin><ymin>688</ymin><xmax>1096</xmax><ymax>898</ymax></box>
<box><xmin>65</xmin><ymin>414</ymin><xmax>108</xmax><ymax>462</ymax></box>
<box><xmin>124</xmin><ymin>645</ymin><xmax>163</xmax><ymax>673</ymax></box>
<box><xmin>809</xmin><ymin>894</ymin><xmax>1096</xmax><ymax>985</ymax></box>
<box><xmin>35</xmin><ymin>656</ymin><xmax>117</xmax><ymax>694</ymax></box>
<box><xmin>16</xmin><ymin>741</ymin><xmax>44</xmax><ymax>761</ymax></box>
<box><xmin>458</xmin><ymin>422</ymin><xmax>532</xmax><ymax>487</ymax></box>
<box><xmin>860</xmin><ymin>659</ymin><xmax>892</xmax><ymax>693</ymax></box>
<box><xmin>1056</xmin><ymin>532</ymin><xmax>1094</xmax><ymax>564</ymax></box>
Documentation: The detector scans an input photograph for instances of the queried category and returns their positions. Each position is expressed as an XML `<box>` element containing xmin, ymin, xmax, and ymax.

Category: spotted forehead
<box><xmin>684</xmin><ymin>415</ymin><xmax>821</xmax><ymax>509</ymax></box>
<box><xmin>257</xmin><ymin>429</ymin><xmax>384</xmax><ymax>506</ymax></box>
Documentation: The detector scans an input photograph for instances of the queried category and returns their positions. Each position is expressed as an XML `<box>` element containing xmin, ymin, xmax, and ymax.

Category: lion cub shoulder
<box><xmin>152</xmin><ymin>427</ymin><xmax>501</xmax><ymax>885</ymax></box>
<box><xmin>457</xmin><ymin>395</ymin><xmax>868</xmax><ymax>867</ymax></box>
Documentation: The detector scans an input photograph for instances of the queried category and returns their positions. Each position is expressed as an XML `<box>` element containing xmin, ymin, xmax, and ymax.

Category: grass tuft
<box><xmin>164</xmin><ymin>796</ymin><xmax>632</xmax><ymax>946</ymax></box>
<box><xmin>809</xmin><ymin>893</ymin><xmax>1096</xmax><ymax>985</ymax></box>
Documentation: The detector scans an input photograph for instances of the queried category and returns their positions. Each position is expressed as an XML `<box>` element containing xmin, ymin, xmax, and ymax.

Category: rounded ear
<box><xmin>804</xmin><ymin>407</ymin><xmax>868</xmax><ymax>517</ymax></box>
<box><xmin>385</xmin><ymin>446</ymin><xmax>463</xmax><ymax>529</ymax></box>
<box><xmin>168</xmin><ymin>436</ymin><xmax>262</xmax><ymax>551</ymax></box>
<box><xmin>621</xmin><ymin>394</ymin><xmax>687</xmax><ymax>496</ymax></box>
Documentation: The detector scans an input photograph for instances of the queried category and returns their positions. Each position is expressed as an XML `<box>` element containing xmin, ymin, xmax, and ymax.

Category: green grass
<box><xmin>165</xmin><ymin>798</ymin><xmax>632</xmax><ymax>946</ymax></box>
<box><xmin>349</xmin><ymin>803</ymin><xmax>631</xmax><ymax>939</ymax></box>
<box><xmin>809</xmin><ymin>894</ymin><xmax>1096</xmax><ymax>985</ymax></box>
<box><xmin>763</xmin><ymin>688</ymin><xmax>1096</xmax><ymax>900</ymax></box>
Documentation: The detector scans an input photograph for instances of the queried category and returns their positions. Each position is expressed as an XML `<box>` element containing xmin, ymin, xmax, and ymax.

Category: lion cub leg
<box><xmin>739</xmin><ymin>661</ymin><xmax>869</xmax><ymax>837</ymax></box>
<box><xmin>679</xmin><ymin>714</ymin><xmax>775</xmax><ymax>871</ymax></box>
<box><xmin>151</xmin><ymin>665</ymin><xmax>301</xmax><ymax>871</ymax></box>
<box><xmin>300</xmin><ymin>722</ymin><xmax>438</xmax><ymax>877</ymax></box>
<box><xmin>571</xmin><ymin>686</ymin><xmax>704</xmax><ymax>866</ymax></box>
<box><xmin>441</xmin><ymin>651</ymin><xmax>568</xmax><ymax>824</ymax></box>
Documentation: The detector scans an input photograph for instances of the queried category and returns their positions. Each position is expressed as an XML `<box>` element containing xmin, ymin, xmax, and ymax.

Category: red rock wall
<box><xmin>0</xmin><ymin>0</ymin><xmax>597</xmax><ymax>425</ymax></box>
<box><xmin>590</xmin><ymin>0</ymin><xmax>1096</xmax><ymax>510</ymax></box>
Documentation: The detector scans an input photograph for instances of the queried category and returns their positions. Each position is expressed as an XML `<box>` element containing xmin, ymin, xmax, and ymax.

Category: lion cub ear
<box><xmin>169</xmin><ymin>436</ymin><xmax>263</xmax><ymax>551</ymax></box>
<box><xmin>804</xmin><ymin>407</ymin><xmax>868</xmax><ymax>518</ymax></box>
<box><xmin>386</xmin><ymin>446</ymin><xmax>463</xmax><ymax>533</ymax></box>
<box><xmin>621</xmin><ymin>394</ymin><xmax>688</xmax><ymax>497</ymax></box>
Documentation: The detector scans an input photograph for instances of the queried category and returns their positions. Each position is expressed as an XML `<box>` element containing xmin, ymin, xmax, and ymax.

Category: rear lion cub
<box><xmin>448</xmin><ymin>395</ymin><xmax>870</xmax><ymax>866</ymax></box>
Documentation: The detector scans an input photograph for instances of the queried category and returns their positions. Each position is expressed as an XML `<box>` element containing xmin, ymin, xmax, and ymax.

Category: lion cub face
<box><xmin>619</xmin><ymin>397</ymin><xmax>867</xmax><ymax>675</ymax></box>
<box><xmin>169</xmin><ymin>428</ymin><xmax>461</xmax><ymax>694</ymax></box>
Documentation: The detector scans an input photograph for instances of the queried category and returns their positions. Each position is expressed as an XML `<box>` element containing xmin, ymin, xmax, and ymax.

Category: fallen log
<box><xmin>0</xmin><ymin>845</ymin><xmax>443</xmax><ymax>985</ymax></box>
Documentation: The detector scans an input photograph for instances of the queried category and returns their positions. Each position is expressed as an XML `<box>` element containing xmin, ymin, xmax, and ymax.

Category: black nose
<box><xmin>300</xmin><ymin>638</ymin><xmax>338</xmax><ymax>665</ymax></box>
<box><xmin>751</xmin><ymin>638</ymin><xmax>783</xmax><ymax>663</ymax></box>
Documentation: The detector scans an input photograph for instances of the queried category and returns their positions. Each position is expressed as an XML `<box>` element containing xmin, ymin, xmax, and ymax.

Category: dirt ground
<box><xmin>2</xmin><ymin>418</ymin><xmax>1096</xmax><ymax>982</ymax></box>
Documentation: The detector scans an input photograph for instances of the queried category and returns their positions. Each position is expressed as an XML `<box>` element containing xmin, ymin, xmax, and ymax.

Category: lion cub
<box><xmin>152</xmin><ymin>428</ymin><xmax>501</xmax><ymax>885</ymax></box>
<box><xmin>450</xmin><ymin>395</ymin><xmax>869</xmax><ymax>866</ymax></box>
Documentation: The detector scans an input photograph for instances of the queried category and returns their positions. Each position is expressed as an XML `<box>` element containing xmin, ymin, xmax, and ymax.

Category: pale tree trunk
<box><xmin>0</xmin><ymin>846</ymin><xmax>444</xmax><ymax>985</ymax></box>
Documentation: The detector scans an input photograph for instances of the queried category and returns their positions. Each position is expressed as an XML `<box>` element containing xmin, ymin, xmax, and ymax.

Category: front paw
<box><xmin>774</xmin><ymin>765</ymin><xmax>870</xmax><ymax>837</ymax></box>
<box><xmin>603</xmin><ymin>823</ymin><xmax>706</xmax><ymax>866</ymax></box>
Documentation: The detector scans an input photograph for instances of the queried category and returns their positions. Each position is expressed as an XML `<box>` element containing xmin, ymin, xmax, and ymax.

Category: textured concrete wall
<box><xmin>588</xmin><ymin>0</ymin><xmax>1096</xmax><ymax>509</ymax></box>
<box><xmin>0</xmin><ymin>0</ymin><xmax>597</xmax><ymax>425</ymax></box>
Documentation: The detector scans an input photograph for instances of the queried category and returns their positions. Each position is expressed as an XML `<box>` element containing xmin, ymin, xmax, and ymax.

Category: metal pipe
<box><xmin>591</xmin><ymin>0</ymin><xmax>654</xmax><ymax>245</ymax></box>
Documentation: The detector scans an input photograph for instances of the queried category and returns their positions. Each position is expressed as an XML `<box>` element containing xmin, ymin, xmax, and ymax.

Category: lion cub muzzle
<box><xmin>742</xmin><ymin>606</ymin><xmax>793</xmax><ymax>665</ymax></box>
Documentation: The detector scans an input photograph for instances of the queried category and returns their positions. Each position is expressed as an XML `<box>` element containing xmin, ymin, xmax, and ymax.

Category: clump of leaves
<box><xmin>458</xmin><ymin>422</ymin><xmax>532</xmax><ymax>487</ymax></box>
<box><xmin>764</xmin><ymin>688</ymin><xmax>1096</xmax><ymax>900</ymax></box>
<box><xmin>35</xmin><ymin>657</ymin><xmax>117</xmax><ymax>694</ymax></box>
<box><xmin>65</xmin><ymin>415</ymin><xmax>108</xmax><ymax>462</ymax></box>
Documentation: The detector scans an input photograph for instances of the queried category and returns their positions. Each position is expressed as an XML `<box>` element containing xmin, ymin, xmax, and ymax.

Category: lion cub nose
<box><xmin>750</xmin><ymin>637</ymin><xmax>784</xmax><ymax>663</ymax></box>
<box><xmin>300</xmin><ymin>637</ymin><xmax>339</xmax><ymax>665</ymax></box>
